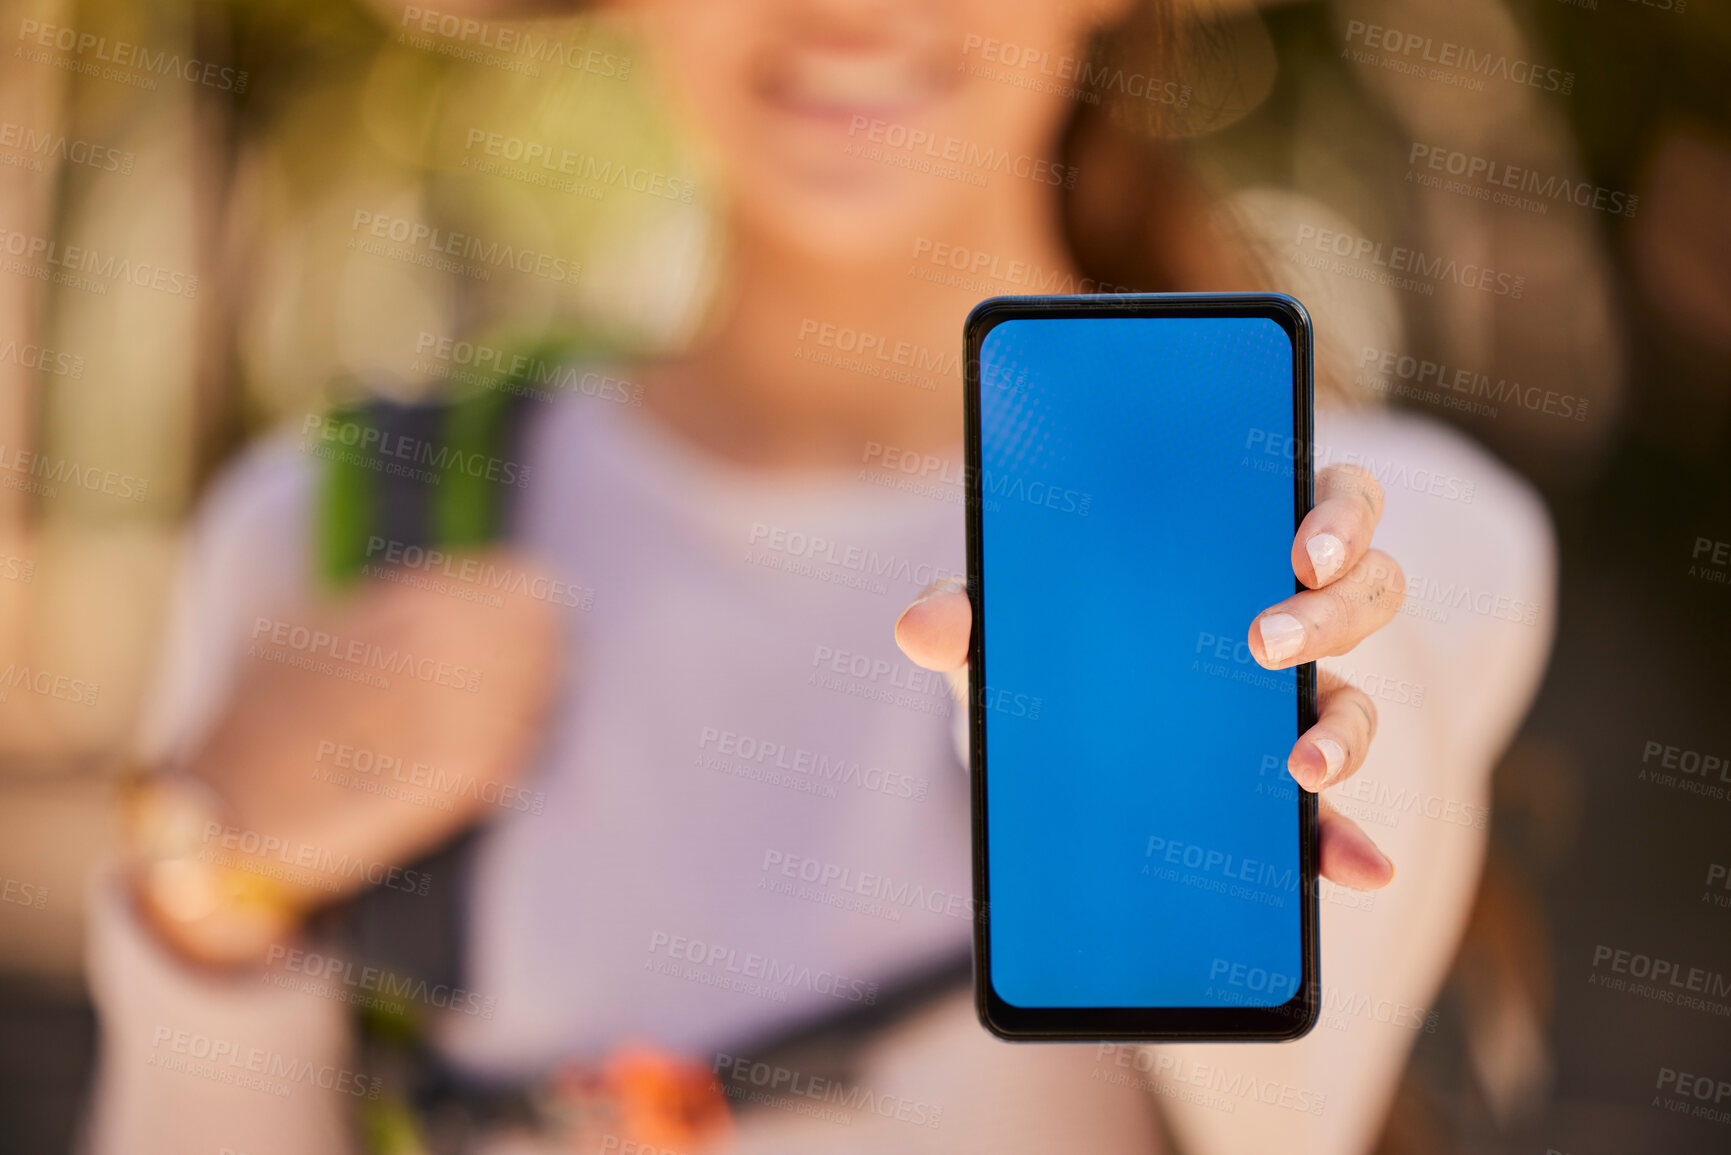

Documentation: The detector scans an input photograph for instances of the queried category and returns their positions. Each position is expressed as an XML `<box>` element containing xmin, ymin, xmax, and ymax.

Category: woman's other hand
<box><xmin>130</xmin><ymin>549</ymin><xmax>563</xmax><ymax>966</ymax></box>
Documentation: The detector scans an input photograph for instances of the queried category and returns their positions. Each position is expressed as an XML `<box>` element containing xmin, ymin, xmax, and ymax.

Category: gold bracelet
<box><xmin>120</xmin><ymin>771</ymin><xmax>302</xmax><ymax>968</ymax></box>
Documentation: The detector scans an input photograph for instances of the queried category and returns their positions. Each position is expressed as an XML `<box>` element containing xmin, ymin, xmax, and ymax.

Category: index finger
<box><xmin>1294</xmin><ymin>464</ymin><xmax>1386</xmax><ymax>588</ymax></box>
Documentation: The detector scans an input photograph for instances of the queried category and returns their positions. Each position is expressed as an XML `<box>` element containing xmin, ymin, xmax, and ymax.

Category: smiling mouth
<box><xmin>760</xmin><ymin>44</ymin><xmax>949</xmax><ymax>124</ymax></box>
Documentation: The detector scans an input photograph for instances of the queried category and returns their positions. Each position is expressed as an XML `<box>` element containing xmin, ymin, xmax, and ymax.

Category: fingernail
<box><xmin>1314</xmin><ymin>737</ymin><xmax>1346</xmax><ymax>786</ymax></box>
<box><xmin>1258</xmin><ymin>613</ymin><xmax>1305</xmax><ymax>664</ymax></box>
<box><xmin>1306</xmin><ymin>532</ymin><xmax>1346</xmax><ymax>584</ymax></box>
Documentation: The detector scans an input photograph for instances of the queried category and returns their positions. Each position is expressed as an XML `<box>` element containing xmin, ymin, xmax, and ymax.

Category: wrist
<box><xmin>120</xmin><ymin>770</ymin><xmax>303</xmax><ymax>970</ymax></box>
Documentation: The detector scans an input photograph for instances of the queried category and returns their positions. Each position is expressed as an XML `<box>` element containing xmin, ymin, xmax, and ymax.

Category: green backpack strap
<box><xmin>303</xmin><ymin>328</ymin><xmax>617</xmax><ymax>1154</ymax></box>
<box><xmin>314</xmin><ymin>328</ymin><xmax>619</xmax><ymax>584</ymax></box>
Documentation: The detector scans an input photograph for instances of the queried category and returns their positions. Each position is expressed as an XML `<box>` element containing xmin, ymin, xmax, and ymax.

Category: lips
<box><xmin>760</xmin><ymin>43</ymin><xmax>948</xmax><ymax>123</ymax></box>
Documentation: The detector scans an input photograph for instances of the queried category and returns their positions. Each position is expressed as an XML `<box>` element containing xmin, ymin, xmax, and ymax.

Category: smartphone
<box><xmin>963</xmin><ymin>292</ymin><xmax>1318</xmax><ymax>1042</ymax></box>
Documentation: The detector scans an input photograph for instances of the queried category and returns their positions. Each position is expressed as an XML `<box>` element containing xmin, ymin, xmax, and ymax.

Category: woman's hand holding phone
<box><xmin>896</xmin><ymin>462</ymin><xmax>1405</xmax><ymax>893</ymax></box>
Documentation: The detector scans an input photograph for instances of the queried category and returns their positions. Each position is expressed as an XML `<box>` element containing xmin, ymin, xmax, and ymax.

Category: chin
<box><xmin>732</xmin><ymin>175</ymin><xmax>957</xmax><ymax>269</ymax></box>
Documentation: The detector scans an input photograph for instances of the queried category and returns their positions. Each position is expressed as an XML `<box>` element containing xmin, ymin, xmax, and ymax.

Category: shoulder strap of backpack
<box><xmin>314</xmin><ymin>326</ymin><xmax>623</xmax><ymax>586</ymax></box>
<box><xmin>303</xmin><ymin>331</ymin><xmax>611</xmax><ymax>1061</ymax></box>
<box><xmin>313</xmin><ymin>385</ymin><xmax>530</xmax><ymax>587</ymax></box>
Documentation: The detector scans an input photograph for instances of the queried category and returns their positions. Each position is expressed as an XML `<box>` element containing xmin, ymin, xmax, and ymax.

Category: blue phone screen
<box><xmin>978</xmin><ymin>314</ymin><xmax>1303</xmax><ymax>1010</ymax></box>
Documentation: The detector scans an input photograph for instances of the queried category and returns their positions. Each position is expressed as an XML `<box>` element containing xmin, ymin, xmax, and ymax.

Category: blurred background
<box><xmin>0</xmin><ymin>0</ymin><xmax>1728</xmax><ymax>1151</ymax></box>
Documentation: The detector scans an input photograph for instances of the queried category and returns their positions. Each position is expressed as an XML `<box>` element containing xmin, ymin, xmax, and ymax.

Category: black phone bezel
<box><xmin>962</xmin><ymin>292</ymin><xmax>1320</xmax><ymax>1043</ymax></box>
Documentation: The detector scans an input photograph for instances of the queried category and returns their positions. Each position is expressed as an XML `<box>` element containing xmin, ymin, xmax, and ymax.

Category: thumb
<box><xmin>894</xmin><ymin>578</ymin><xmax>971</xmax><ymax>672</ymax></box>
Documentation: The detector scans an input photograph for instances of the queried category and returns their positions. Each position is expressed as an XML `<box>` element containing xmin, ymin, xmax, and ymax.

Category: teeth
<box><xmin>783</xmin><ymin>50</ymin><xmax>926</xmax><ymax>110</ymax></box>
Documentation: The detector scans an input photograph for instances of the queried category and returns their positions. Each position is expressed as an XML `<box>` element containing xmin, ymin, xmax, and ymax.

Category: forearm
<box><xmin>82</xmin><ymin>869</ymin><xmax>362</xmax><ymax>1155</ymax></box>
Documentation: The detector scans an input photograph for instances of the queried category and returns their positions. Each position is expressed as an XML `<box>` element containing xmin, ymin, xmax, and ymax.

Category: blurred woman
<box><xmin>84</xmin><ymin>1</ymin><xmax>1553</xmax><ymax>1152</ymax></box>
